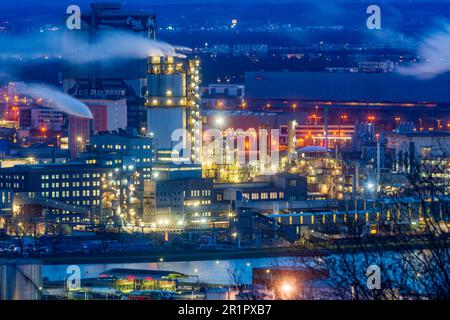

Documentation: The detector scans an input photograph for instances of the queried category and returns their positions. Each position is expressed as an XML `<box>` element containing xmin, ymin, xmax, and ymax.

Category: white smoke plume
<box><xmin>63</xmin><ymin>30</ymin><xmax>186</xmax><ymax>63</ymax></box>
<box><xmin>21</xmin><ymin>84</ymin><xmax>93</xmax><ymax>119</ymax></box>
<box><xmin>397</xmin><ymin>24</ymin><xmax>450</xmax><ymax>79</ymax></box>
<box><xmin>0</xmin><ymin>29</ymin><xmax>187</xmax><ymax>62</ymax></box>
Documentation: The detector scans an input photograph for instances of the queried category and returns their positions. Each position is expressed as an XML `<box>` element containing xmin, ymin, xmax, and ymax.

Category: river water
<box><xmin>44</xmin><ymin>256</ymin><xmax>305</xmax><ymax>285</ymax></box>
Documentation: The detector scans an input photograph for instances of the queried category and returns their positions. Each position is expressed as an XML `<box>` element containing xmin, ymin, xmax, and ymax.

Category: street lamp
<box><xmin>279</xmin><ymin>281</ymin><xmax>298</xmax><ymax>300</ymax></box>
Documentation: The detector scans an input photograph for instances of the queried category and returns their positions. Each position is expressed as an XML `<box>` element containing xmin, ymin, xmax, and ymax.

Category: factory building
<box><xmin>279</xmin><ymin>123</ymin><xmax>355</xmax><ymax>150</ymax></box>
<box><xmin>81</xmin><ymin>99</ymin><xmax>127</xmax><ymax>134</ymax></box>
<box><xmin>68</xmin><ymin>98</ymin><xmax>128</xmax><ymax>160</ymax></box>
<box><xmin>385</xmin><ymin>131</ymin><xmax>450</xmax><ymax>194</ymax></box>
<box><xmin>245</xmin><ymin>71</ymin><xmax>450</xmax><ymax>106</ymax></box>
<box><xmin>243</xmin><ymin>71</ymin><xmax>450</xmax><ymax>133</ymax></box>
<box><xmin>146</xmin><ymin>56</ymin><xmax>202</xmax><ymax>164</ymax></box>
<box><xmin>385</xmin><ymin>131</ymin><xmax>450</xmax><ymax>173</ymax></box>
<box><xmin>0</xmin><ymin>163</ymin><xmax>109</xmax><ymax>223</ymax></box>
<box><xmin>19</xmin><ymin>107</ymin><xmax>65</xmax><ymax>133</ymax></box>
<box><xmin>201</xmin><ymin>84</ymin><xmax>245</xmax><ymax>110</ymax></box>
<box><xmin>213</xmin><ymin>173</ymin><xmax>307</xmax><ymax>209</ymax></box>
<box><xmin>154</xmin><ymin>177</ymin><xmax>214</xmax><ymax>223</ymax></box>
<box><xmin>289</xmin><ymin>146</ymin><xmax>351</xmax><ymax>200</ymax></box>
<box><xmin>83</xmin><ymin>131</ymin><xmax>155</xmax><ymax>181</ymax></box>
<box><xmin>63</xmin><ymin>3</ymin><xmax>157</xmax><ymax>130</ymax></box>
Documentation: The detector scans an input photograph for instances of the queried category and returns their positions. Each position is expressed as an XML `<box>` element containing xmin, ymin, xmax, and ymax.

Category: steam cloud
<box><xmin>63</xmin><ymin>30</ymin><xmax>186</xmax><ymax>63</ymax></box>
<box><xmin>0</xmin><ymin>29</ymin><xmax>186</xmax><ymax>62</ymax></box>
<box><xmin>21</xmin><ymin>84</ymin><xmax>93</xmax><ymax>119</ymax></box>
<box><xmin>0</xmin><ymin>29</ymin><xmax>188</xmax><ymax>119</ymax></box>
<box><xmin>397</xmin><ymin>24</ymin><xmax>450</xmax><ymax>79</ymax></box>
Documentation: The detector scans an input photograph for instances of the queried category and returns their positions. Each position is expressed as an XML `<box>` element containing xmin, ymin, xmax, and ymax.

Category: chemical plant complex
<box><xmin>0</xmin><ymin>1</ymin><xmax>450</xmax><ymax>301</ymax></box>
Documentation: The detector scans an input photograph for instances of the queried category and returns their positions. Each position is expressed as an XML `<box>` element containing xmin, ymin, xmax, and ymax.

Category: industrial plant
<box><xmin>0</xmin><ymin>0</ymin><xmax>449</xmax><ymax>304</ymax></box>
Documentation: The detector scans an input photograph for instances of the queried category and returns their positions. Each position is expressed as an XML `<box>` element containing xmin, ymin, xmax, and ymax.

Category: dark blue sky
<box><xmin>1</xmin><ymin>0</ymin><xmax>443</xmax><ymax>15</ymax></box>
<box><xmin>2</xmin><ymin>0</ymin><xmax>439</xmax><ymax>6</ymax></box>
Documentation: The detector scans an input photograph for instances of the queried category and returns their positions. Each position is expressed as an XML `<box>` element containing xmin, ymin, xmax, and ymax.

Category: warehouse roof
<box><xmin>245</xmin><ymin>71</ymin><xmax>450</xmax><ymax>104</ymax></box>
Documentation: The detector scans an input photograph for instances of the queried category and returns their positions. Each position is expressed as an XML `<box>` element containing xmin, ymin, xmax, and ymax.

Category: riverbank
<box><xmin>40</xmin><ymin>237</ymin><xmax>438</xmax><ymax>265</ymax></box>
<box><xmin>42</xmin><ymin>245</ymin><xmax>316</xmax><ymax>265</ymax></box>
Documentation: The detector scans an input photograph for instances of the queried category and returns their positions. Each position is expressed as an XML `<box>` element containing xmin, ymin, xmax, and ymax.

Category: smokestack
<box><xmin>324</xmin><ymin>106</ymin><xmax>329</xmax><ymax>149</ymax></box>
<box><xmin>287</xmin><ymin>120</ymin><xmax>297</xmax><ymax>156</ymax></box>
<box><xmin>376</xmin><ymin>140</ymin><xmax>381</xmax><ymax>192</ymax></box>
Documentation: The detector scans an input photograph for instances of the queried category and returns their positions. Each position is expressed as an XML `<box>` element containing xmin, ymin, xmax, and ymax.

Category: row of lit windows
<box><xmin>41</xmin><ymin>181</ymin><xmax>100</xmax><ymax>188</ymax></box>
<box><xmin>41</xmin><ymin>173</ymin><xmax>102</xmax><ymax>180</ymax></box>
<box><xmin>63</xmin><ymin>200</ymin><xmax>100</xmax><ymax>206</ymax></box>
<box><xmin>136</xmin><ymin>158</ymin><xmax>153</xmax><ymax>163</ymax></box>
<box><xmin>277</xmin><ymin>212</ymin><xmax>388</xmax><ymax>225</ymax></box>
<box><xmin>190</xmin><ymin>190</ymin><xmax>211</xmax><ymax>197</ymax></box>
<box><xmin>185</xmin><ymin>200</ymin><xmax>211</xmax><ymax>206</ymax></box>
<box><xmin>59</xmin><ymin>217</ymin><xmax>82</xmax><ymax>222</ymax></box>
<box><xmin>99</xmin><ymin>144</ymin><xmax>127</xmax><ymax>150</ymax></box>
<box><xmin>0</xmin><ymin>182</ymin><xmax>21</xmax><ymax>188</ymax></box>
<box><xmin>41</xmin><ymin>190</ymin><xmax>101</xmax><ymax>198</ymax></box>
<box><xmin>192</xmin><ymin>212</ymin><xmax>211</xmax><ymax>217</ymax></box>
<box><xmin>62</xmin><ymin>200</ymin><xmax>100</xmax><ymax>206</ymax></box>
<box><xmin>148</xmin><ymin>98</ymin><xmax>187</xmax><ymax>106</ymax></box>
<box><xmin>0</xmin><ymin>175</ymin><xmax>25</xmax><ymax>180</ymax></box>
<box><xmin>242</xmin><ymin>192</ymin><xmax>284</xmax><ymax>201</ymax></box>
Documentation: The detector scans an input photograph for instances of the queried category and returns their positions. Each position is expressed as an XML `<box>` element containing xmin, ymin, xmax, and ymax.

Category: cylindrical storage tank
<box><xmin>0</xmin><ymin>259</ymin><xmax>42</xmax><ymax>300</ymax></box>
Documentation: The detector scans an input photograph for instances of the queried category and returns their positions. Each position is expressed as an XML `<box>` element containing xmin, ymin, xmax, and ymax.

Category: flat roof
<box><xmin>100</xmin><ymin>268</ymin><xmax>187</xmax><ymax>280</ymax></box>
<box><xmin>91</xmin><ymin>132</ymin><xmax>152</xmax><ymax>140</ymax></box>
<box><xmin>0</xmin><ymin>162</ymin><xmax>108</xmax><ymax>173</ymax></box>
<box><xmin>245</xmin><ymin>71</ymin><xmax>450</xmax><ymax>104</ymax></box>
<box><xmin>385</xmin><ymin>131</ymin><xmax>450</xmax><ymax>138</ymax></box>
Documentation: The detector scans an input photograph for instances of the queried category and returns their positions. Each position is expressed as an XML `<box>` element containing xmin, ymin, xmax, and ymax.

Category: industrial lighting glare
<box><xmin>281</xmin><ymin>282</ymin><xmax>294</xmax><ymax>294</ymax></box>
<box><xmin>366</xmin><ymin>181</ymin><xmax>375</xmax><ymax>191</ymax></box>
<box><xmin>215</xmin><ymin>115</ymin><xmax>225</xmax><ymax>127</ymax></box>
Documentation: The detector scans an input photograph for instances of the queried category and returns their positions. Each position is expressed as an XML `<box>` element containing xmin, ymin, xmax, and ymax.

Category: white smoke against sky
<box><xmin>63</xmin><ymin>30</ymin><xmax>186</xmax><ymax>63</ymax></box>
<box><xmin>0</xmin><ymin>29</ymin><xmax>186</xmax><ymax>62</ymax></box>
<box><xmin>397</xmin><ymin>23</ymin><xmax>450</xmax><ymax>79</ymax></box>
<box><xmin>21</xmin><ymin>84</ymin><xmax>93</xmax><ymax>119</ymax></box>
